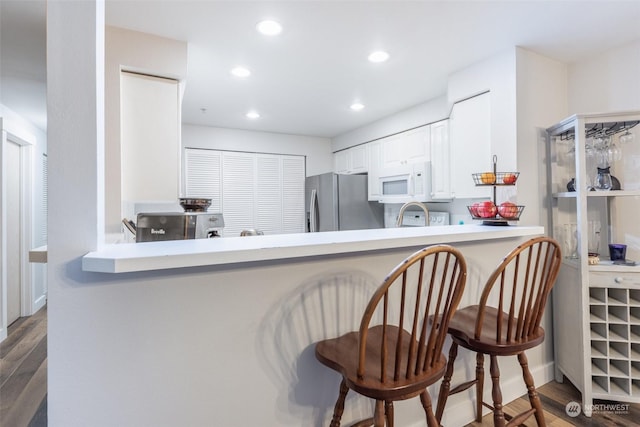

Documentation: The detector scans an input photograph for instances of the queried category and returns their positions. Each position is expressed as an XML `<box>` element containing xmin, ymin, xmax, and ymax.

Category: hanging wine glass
<box><xmin>619</xmin><ymin>129</ymin><xmax>635</xmax><ymax>144</ymax></box>
<box><xmin>608</xmin><ymin>142</ymin><xmax>622</xmax><ymax>163</ymax></box>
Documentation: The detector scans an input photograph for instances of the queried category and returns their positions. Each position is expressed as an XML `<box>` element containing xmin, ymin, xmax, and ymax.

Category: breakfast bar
<box><xmin>77</xmin><ymin>225</ymin><xmax>549</xmax><ymax>427</ymax></box>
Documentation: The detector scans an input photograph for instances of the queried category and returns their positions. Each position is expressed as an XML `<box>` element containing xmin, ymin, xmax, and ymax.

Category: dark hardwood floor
<box><xmin>0</xmin><ymin>305</ymin><xmax>47</xmax><ymax>427</ymax></box>
<box><xmin>1</xmin><ymin>305</ymin><xmax>638</xmax><ymax>426</ymax></box>
<box><xmin>465</xmin><ymin>376</ymin><xmax>640</xmax><ymax>427</ymax></box>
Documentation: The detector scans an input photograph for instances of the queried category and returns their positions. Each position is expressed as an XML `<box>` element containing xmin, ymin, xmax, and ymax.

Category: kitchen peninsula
<box><xmin>83</xmin><ymin>224</ymin><xmax>543</xmax><ymax>273</ymax></box>
<box><xmin>80</xmin><ymin>225</ymin><xmax>547</xmax><ymax>427</ymax></box>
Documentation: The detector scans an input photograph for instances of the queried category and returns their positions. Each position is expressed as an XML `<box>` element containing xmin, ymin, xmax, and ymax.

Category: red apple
<box><xmin>502</xmin><ymin>173</ymin><xmax>517</xmax><ymax>185</ymax></box>
<box><xmin>498</xmin><ymin>202</ymin><xmax>519</xmax><ymax>219</ymax></box>
<box><xmin>477</xmin><ymin>201</ymin><xmax>497</xmax><ymax>218</ymax></box>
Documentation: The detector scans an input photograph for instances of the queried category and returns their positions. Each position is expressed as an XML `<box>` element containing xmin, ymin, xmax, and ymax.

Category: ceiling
<box><xmin>2</xmin><ymin>1</ymin><xmax>640</xmax><ymax>138</ymax></box>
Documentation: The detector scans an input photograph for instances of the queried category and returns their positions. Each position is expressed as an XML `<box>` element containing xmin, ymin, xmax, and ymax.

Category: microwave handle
<box><xmin>309</xmin><ymin>189</ymin><xmax>318</xmax><ymax>232</ymax></box>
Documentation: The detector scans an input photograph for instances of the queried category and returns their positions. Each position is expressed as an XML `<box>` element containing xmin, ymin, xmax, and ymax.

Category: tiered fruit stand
<box><xmin>467</xmin><ymin>155</ymin><xmax>524</xmax><ymax>225</ymax></box>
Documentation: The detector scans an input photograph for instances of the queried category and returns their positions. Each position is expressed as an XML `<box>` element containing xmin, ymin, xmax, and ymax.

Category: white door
<box><xmin>6</xmin><ymin>139</ymin><xmax>21</xmax><ymax>325</ymax></box>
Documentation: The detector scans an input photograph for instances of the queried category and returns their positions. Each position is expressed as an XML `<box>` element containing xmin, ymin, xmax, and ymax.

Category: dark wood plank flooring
<box><xmin>0</xmin><ymin>306</ymin><xmax>47</xmax><ymax>427</ymax></box>
<box><xmin>2</xmin><ymin>306</ymin><xmax>639</xmax><ymax>426</ymax></box>
<box><xmin>463</xmin><ymin>370</ymin><xmax>640</xmax><ymax>427</ymax></box>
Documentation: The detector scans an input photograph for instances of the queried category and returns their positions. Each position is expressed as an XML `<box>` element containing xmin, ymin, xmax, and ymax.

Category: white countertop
<box><xmin>81</xmin><ymin>224</ymin><xmax>544</xmax><ymax>273</ymax></box>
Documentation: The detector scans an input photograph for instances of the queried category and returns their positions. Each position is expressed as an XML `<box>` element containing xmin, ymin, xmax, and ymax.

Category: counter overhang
<box><xmin>82</xmin><ymin>225</ymin><xmax>545</xmax><ymax>273</ymax></box>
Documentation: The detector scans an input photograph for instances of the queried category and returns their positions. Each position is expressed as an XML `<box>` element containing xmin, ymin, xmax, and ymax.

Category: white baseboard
<box><xmin>32</xmin><ymin>294</ymin><xmax>47</xmax><ymax>313</ymax></box>
<box><xmin>0</xmin><ymin>326</ymin><xmax>7</xmax><ymax>344</ymax></box>
<box><xmin>405</xmin><ymin>361</ymin><xmax>556</xmax><ymax>427</ymax></box>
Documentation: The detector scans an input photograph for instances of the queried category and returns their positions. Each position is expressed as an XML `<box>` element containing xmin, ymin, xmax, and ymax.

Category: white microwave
<box><xmin>378</xmin><ymin>162</ymin><xmax>436</xmax><ymax>203</ymax></box>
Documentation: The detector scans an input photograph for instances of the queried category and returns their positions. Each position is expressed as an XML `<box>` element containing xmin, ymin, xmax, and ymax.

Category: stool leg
<box><xmin>475</xmin><ymin>352</ymin><xmax>485</xmax><ymax>422</ymax></box>
<box><xmin>435</xmin><ymin>341</ymin><xmax>458</xmax><ymax>422</ymax></box>
<box><xmin>420</xmin><ymin>390</ymin><xmax>439</xmax><ymax>427</ymax></box>
<box><xmin>330</xmin><ymin>379</ymin><xmax>349</xmax><ymax>427</ymax></box>
<box><xmin>385</xmin><ymin>401</ymin><xmax>394</xmax><ymax>427</ymax></box>
<box><xmin>373</xmin><ymin>400</ymin><xmax>385</xmax><ymax>427</ymax></box>
<box><xmin>518</xmin><ymin>351</ymin><xmax>547</xmax><ymax>427</ymax></box>
<box><xmin>489</xmin><ymin>355</ymin><xmax>505</xmax><ymax>427</ymax></box>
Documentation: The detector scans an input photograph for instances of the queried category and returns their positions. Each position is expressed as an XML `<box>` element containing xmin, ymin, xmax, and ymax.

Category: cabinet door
<box><xmin>334</xmin><ymin>145</ymin><xmax>368</xmax><ymax>174</ymax></box>
<box><xmin>404</xmin><ymin>126</ymin><xmax>430</xmax><ymax>164</ymax></box>
<box><xmin>333</xmin><ymin>150</ymin><xmax>350</xmax><ymax>174</ymax></box>
<box><xmin>381</xmin><ymin>133</ymin><xmax>405</xmax><ymax>168</ymax></box>
<box><xmin>368</xmin><ymin>140</ymin><xmax>382</xmax><ymax>201</ymax></box>
<box><xmin>381</xmin><ymin>127</ymin><xmax>429</xmax><ymax>168</ymax></box>
<box><xmin>349</xmin><ymin>145</ymin><xmax>368</xmax><ymax>173</ymax></box>
<box><xmin>430</xmin><ymin>120</ymin><xmax>451</xmax><ymax>199</ymax></box>
<box><xmin>449</xmin><ymin>92</ymin><xmax>492</xmax><ymax>199</ymax></box>
<box><xmin>121</xmin><ymin>72</ymin><xmax>180</xmax><ymax>203</ymax></box>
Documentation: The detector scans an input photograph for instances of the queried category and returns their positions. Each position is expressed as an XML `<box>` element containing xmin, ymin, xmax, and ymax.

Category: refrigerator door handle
<box><xmin>310</xmin><ymin>188</ymin><xmax>318</xmax><ymax>232</ymax></box>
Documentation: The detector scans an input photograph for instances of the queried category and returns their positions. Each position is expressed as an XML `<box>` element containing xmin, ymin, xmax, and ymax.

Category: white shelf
<box><xmin>548</xmin><ymin>111</ymin><xmax>640</xmax><ymax>407</ymax></box>
<box><xmin>554</xmin><ymin>190</ymin><xmax>640</xmax><ymax>198</ymax></box>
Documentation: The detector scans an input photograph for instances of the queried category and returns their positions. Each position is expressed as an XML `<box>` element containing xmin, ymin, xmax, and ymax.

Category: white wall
<box><xmin>46</xmin><ymin>1</ymin><xmax>105</xmax><ymax>425</ymax></box>
<box><xmin>567</xmin><ymin>38</ymin><xmax>640</xmax><ymax>264</ymax></box>
<box><xmin>105</xmin><ymin>26</ymin><xmax>187</xmax><ymax>234</ymax></box>
<box><xmin>568</xmin><ymin>39</ymin><xmax>640</xmax><ymax>114</ymax></box>
<box><xmin>515</xmin><ymin>48</ymin><xmax>568</xmax><ymax>230</ymax></box>
<box><xmin>182</xmin><ymin>124</ymin><xmax>333</xmax><ymax>177</ymax></box>
<box><xmin>332</xmin><ymin>96</ymin><xmax>449</xmax><ymax>151</ymax></box>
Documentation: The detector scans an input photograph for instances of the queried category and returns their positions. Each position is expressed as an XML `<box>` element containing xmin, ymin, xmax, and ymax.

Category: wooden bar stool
<box><xmin>315</xmin><ymin>245</ymin><xmax>467</xmax><ymax>427</ymax></box>
<box><xmin>435</xmin><ymin>236</ymin><xmax>562</xmax><ymax>426</ymax></box>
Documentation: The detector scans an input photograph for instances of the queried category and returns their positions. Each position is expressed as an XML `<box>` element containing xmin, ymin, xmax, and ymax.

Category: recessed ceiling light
<box><xmin>368</xmin><ymin>50</ymin><xmax>390</xmax><ymax>63</ymax></box>
<box><xmin>231</xmin><ymin>67</ymin><xmax>251</xmax><ymax>78</ymax></box>
<box><xmin>256</xmin><ymin>20</ymin><xmax>282</xmax><ymax>36</ymax></box>
<box><xmin>350</xmin><ymin>103</ymin><xmax>365</xmax><ymax>111</ymax></box>
<box><xmin>246</xmin><ymin>111</ymin><xmax>260</xmax><ymax>119</ymax></box>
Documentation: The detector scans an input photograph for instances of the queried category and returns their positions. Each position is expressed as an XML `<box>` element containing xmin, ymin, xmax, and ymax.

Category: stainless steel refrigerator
<box><xmin>305</xmin><ymin>173</ymin><xmax>384</xmax><ymax>232</ymax></box>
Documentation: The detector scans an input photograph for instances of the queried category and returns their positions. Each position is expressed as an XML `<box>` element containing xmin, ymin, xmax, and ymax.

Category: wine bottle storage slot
<box><xmin>589</xmin><ymin>286</ymin><xmax>640</xmax><ymax>398</ymax></box>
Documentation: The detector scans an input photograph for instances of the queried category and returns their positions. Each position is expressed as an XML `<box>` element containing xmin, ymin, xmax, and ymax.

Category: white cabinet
<box><xmin>184</xmin><ymin>148</ymin><xmax>305</xmax><ymax>236</ymax></box>
<box><xmin>546</xmin><ymin>111</ymin><xmax>640</xmax><ymax>415</ymax></box>
<box><xmin>429</xmin><ymin>119</ymin><xmax>451</xmax><ymax>200</ymax></box>
<box><xmin>367</xmin><ymin>140</ymin><xmax>382</xmax><ymax>201</ymax></box>
<box><xmin>334</xmin><ymin>144</ymin><xmax>368</xmax><ymax>174</ymax></box>
<box><xmin>120</xmin><ymin>72</ymin><xmax>180</xmax><ymax>204</ymax></box>
<box><xmin>381</xmin><ymin>126</ymin><xmax>430</xmax><ymax>169</ymax></box>
<box><xmin>449</xmin><ymin>92</ymin><xmax>492</xmax><ymax>199</ymax></box>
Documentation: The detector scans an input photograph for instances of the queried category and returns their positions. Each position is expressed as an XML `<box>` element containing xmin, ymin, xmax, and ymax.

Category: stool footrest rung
<box><xmin>505</xmin><ymin>408</ymin><xmax>536</xmax><ymax>427</ymax></box>
<box><xmin>449</xmin><ymin>379</ymin><xmax>478</xmax><ymax>395</ymax></box>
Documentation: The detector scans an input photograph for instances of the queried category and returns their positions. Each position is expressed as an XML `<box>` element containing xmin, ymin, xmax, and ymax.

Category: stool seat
<box><xmin>448</xmin><ymin>305</ymin><xmax>545</xmax><ymax>355</ymax></box>
<box><xmin>316</xmin><ymin>325</ymin><xmax>447</xmax><ymax>401</ymax></box>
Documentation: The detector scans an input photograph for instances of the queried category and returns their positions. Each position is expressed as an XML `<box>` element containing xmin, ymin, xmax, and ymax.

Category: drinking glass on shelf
<box><xmin>587</xmin><ymin>220</ymin><xmax>601</xmax><ymax>256</ymax></box>
<box><xmin>563</xmin><ymin>223</ymin><xmax>578</xmax><ymax>259</ymax></box>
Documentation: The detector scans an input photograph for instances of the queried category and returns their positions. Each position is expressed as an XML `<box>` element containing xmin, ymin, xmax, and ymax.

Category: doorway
<box><xmin>6</xmin><ymin>138</ymin><xmax>22</xmax><ymax>325</ymax></box>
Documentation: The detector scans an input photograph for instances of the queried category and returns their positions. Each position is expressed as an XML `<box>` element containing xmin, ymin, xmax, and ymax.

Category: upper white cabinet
<box><xmin>429</xmin><ymin>119</ymin><xmax>451</xmax><ymax>200</ymax></box>
<box><xmin>449</xmin><ymin>92</ymin><xmax>492</xmax><ymax>199</ymax></box>
<box><xmin>120</xmin><ymin>72</ymin><xmax>181</xmax><ymax>204</ymax></box>
<box><xmin>334</xmin><ymin>144</ymin><xmax>368</xmax><ymax>174</ymax></box>
<box><xmin>367</xmin><ymin>140</ymin><xmax>382</xmax><ymax>201</ymax></box>
<box><xmin>381</xmin><ymin>126</ymin><xmax>430</xmax><ymax>169</ymax></box>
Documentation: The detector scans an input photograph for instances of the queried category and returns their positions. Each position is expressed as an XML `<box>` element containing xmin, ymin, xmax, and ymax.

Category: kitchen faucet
<box><xmin>396</xmin><ymin>201</ymin><xmax>430</xmax><ymax>227</ymax></box>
